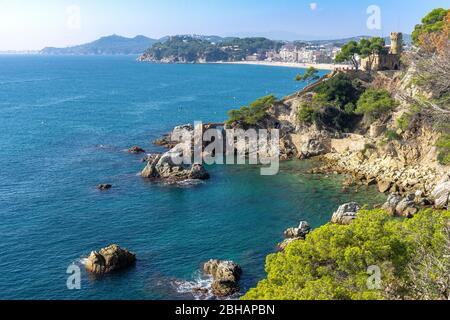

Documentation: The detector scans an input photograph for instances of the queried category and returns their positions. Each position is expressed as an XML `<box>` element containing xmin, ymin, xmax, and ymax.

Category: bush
<box><xmin>384</xmin><ymin>129</ymin><xmax>402</xmax><ymax>141</ymax></box>
<box><xmin>227</xmin><ymin>95</ymin><xmax>276</xmax><ymax>125</ymax></box>
<box><xmin>396</xmin><ymin>113</ymin><xmax>412</xmax><ymax>131</ymax></box>
<box><xmin>313</xmin><ymin>73</ymin><xmax>363</xmax><ymax>110</ymax></box>
<box><xmin>242</xmin><ymin>209</ymin><xmax>450</xmax><ymax>300</ymax></box>
<box><xmin>355</xmin><ymin>89</ymin><xmax>397</xmax><ymax>124</ymax></box>
<box><xmin>436</xmin><ymin>133</ymin><xmax>450</xmax><ymax>165</ymax></box>
<box><xmin>297</xmin><ymin>103</ymin><xmax>317</xmax><ymax>125</ymax></box>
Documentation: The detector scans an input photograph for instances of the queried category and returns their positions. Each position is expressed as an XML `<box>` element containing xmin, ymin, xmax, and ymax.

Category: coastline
<box><xmin>212</xmin><ymin>60</ymin><xmax>351</xmax><ymax>71</ymax></box>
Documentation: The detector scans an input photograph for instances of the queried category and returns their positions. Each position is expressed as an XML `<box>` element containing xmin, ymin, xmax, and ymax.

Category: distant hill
<box><xmin>300</xmin><ymin>34</ymin><xmax>412</xmax><ymax>46</ymax></box>
<box><xmin>40</xmin><ymin>35</ymin><xmax>158</xmax><ymax>55</ymax></box>
<box><xmin>138</xmin><ymin>36</ymin><xmax>283</xmax><ymax>63</ymax></box>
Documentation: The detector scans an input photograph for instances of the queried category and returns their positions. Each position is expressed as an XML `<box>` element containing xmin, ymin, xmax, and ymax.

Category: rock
<box><xmin>140</xmin><ymin>146</ymin><xmax>210</xmax><ymax>182</ymax></box>
<box><xmin>331</xmin><ymin>202</ymin><xmax>361</xmax><ymax>225</ymax></box>
<box><xmin>128</xmin><ymin>146</ymin><xmax>146</xmax><ymax>154</ymax></box>
<box><xmin>378</xmin><ymin>180</ymin><xmax>392</xmax><ymax>193</ymax></box>
<box><xmin>97</xmin><ymin>184</ymin><xmax>112</xmax><ymax>191</ymax></box>
<box><xmin>189</xmin><ymin>164</ymin><xmax>210</xmax><ymax>180</ymax></box>
<box><xmin>395</xmin><ymin>195</ymin><xmax>418</xmax><ymax>217</ymax></box>
<box><xmin>85</xmin><ymin>244</ymin><xmax>136</xmax><ymax>274</ymax></box>
<box><xmin>278</xmin><ymin>238</ymin><xmax>300</xmax><ymax>251</ymax></box>
<box><xmin>300</xmin><ymin>138</ymin><xmax>326</xmax><ymax>159</ymax></box>
<box><xmin>192</xmin><ymin>287</ymin><xmax>209</xmax><ymax>295</ymax></box>
<box><xmin>203</xmin><ymin>260</ymin><xmax>242</xmax><ymax>297</ymax></box>
<box><xmin>382</xmin><ymin>193</ymin><xmax>403</xmax><ymax>215</ymax></box>
<box><xmin>284</xmin><ymin>221</ymin><xmax>311</xmax><ymax>239</ymax></box>
<box><xmin>431</xmin><ymin>181</ymin><xmax>450</xmax><ymax>209</ymax></box>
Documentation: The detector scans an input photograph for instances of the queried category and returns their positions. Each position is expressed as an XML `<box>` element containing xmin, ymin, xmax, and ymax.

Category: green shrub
<box><xmin>227</xmin><ymin>95</ymin><xmax>276</xmax><ymax>125</ymax></box>
<box><xmin>242</xmin><ymin>209</ymin><xmax>450</xmax><ymax>300</ymax></box>
<box><xmin>436</xmin><ymin>133</ymin><xmax>450</xmax><ymax>165</ymax></box>
<box><xmin>313</xmin><ymin>73</ymin><xmax>362</xmax><ymax>110</ymax></box>
<box><xmin>396</xmin><ymin>114</ymin><xmax>412</xmax><ymax>131</ymax></box>
<box><xmin>297</xmin><ymin>103</ymin><xmax>317</xmax><ymax>124</ymax></box>
<box><xmin>355</xmin><ymin>89</ymin><xmax>398</xmax><ymax>124</ymax></box>
<box><xmin>384</xmin><ymin>129</ymin><xmax>402</xmax><ymax>141</ymax></box>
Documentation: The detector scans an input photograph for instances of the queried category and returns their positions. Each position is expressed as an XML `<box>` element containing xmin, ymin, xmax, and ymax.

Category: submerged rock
<box><xmin>331</xmin><ymin>202</ymin><xmax>361</xmax><ymax>225</ymax></box>
<box><xmin>97</xmin><ymin>184</ymin><xmax>112</xmax><ymax>191</ymax></box>
<box><xmin>85</xmin><ymin>244</ymin><xmax>136</xmax><ymax>274</ymax></box>
<box><xmin>128</xmin><ymin>146</ymin><xmax>146</xmax><ymax>154</ymax></box>
<box><xmin>203</xmin><ymin>260</ymin><xmax>242</xmax><ymax>297</ymax></box>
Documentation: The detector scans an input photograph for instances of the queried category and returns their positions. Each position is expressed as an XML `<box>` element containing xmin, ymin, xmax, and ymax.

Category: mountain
<box><xmin>298</xmin><ymin>34</ymin><xmax>412</xmax><ymax>46</ymax></box>
<box><xmin>40</xmin><ymin>35</ymin><xmax>158</xmax><ymax>55</ymax></box>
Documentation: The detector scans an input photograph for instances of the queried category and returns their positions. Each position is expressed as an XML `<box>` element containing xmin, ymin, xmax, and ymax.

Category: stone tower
<box><xmin>390</xmin><ymin>32</ymin><xmax>403</xmax><ymax>55</ymax></box>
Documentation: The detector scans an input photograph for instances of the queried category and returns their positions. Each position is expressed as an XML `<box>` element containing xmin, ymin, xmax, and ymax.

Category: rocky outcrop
<box><xmin>382</xmin><ymin>193</ymin><xmax>424</xmax><ymax>217</ymax></box>
<box><xmin>278</xmin><ymin>221</ymin><xmax>311</xmax><ymax>250</ymax></box>
<box><xmin>85</xmin><ymin>244</ymin><xmax>136</xmax><ymax>274</ymax></box>
<box><xmin>203</xmin><ymin>260</ymin><xmax>242</xmax><ymax>297</ymax></box>
<box><xmin>331</xmin><ymin>202</ymin><xmax>361</xmax><ymax>225</ymax></box>
<box><xmin>284</xmin><ymin>221</ymin><xmax>311</xmax><ymax>239</ymax></box>
<box><xmin>141</xmin><ymin>145</ymin><xmax>210</xmax><ymax>183</ymax></box>
<box><xmin>431</xmin><ymin>180</ymin><xmax>450</xmax><ymax>209</ymax></box>
<box><xmin>128</xmin><ymin>146</ymin><xmax>146</xmax><ymax>154</ymax></box>
<box><xmin>97</xmin><ymin>184</ymin><xmax>112</xmax><ymax>191</ymax></box>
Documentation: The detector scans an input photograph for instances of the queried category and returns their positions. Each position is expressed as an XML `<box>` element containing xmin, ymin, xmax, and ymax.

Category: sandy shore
<box><xmin>214</xmin><ymin>60</ymin><xmax>350</xmax><ymax>71</ymax></box>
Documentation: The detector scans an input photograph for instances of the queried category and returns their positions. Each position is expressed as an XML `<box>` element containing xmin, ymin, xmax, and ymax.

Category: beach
<box><xmin>215</xmin><ymin>60</ymin><xmax>351</xmax><ymax>71</ymax></box>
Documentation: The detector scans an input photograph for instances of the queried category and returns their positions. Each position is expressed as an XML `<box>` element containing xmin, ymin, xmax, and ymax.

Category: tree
<box><xmin>412</xmin><ymin>8</ymin><xmax>450</xmax><ymax>46</ymax></box>
<box><xmin>335</xmin><ymin>40</ymin><xmax>360</xmax><ymax>70</ymax></box>
<box><xmin>355</xmin><ymin>89</ymin><xmax>397</xmax><ymax>124</ymax></box>
<box><xmin>242</xmin><ymin>209</ymin><xmax>450</xmax><ymax>300</ymax></box>
<box><xmin>358</xmin><ymin>37</ymin><xmax>388</xmax><ymax>72</ymax></box>
<box><xmin>295</xmin><ymin>67</ymin><xmax>320</xmax><ymax>84</ymax></box>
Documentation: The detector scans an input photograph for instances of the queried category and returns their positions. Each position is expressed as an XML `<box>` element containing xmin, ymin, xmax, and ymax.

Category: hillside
<box><xmin>40</xmin><ymin>35</ymin><xmax>158</xmax><ymax>55</ymax></box>
<box><xmin>138</xmin><ymin>35</ymin><xmax>283</xmax><ymax>63</ymax></box>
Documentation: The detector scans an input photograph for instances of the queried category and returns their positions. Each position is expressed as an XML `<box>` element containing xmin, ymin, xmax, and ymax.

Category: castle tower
<box><xmin>390</xmin><ymin>32</ymin><xmax>403</xmax><ymax>55</ymax></box>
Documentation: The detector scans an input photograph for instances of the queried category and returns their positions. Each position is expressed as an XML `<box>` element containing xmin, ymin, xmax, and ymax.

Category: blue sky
<box><xmin>0</xmin><ymin>0</ymin><xmax>449</xmax><ymax>50</ymax></box>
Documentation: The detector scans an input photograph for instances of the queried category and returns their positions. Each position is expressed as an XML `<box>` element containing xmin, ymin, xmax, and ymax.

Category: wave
<box><xmin>171</xmin><ymin>271</ymin><xmax>214</xmax><ymax>300</ymax></box>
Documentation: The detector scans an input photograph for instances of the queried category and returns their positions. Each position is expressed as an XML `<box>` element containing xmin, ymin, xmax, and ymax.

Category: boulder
<box><xmin>97</xmin><ymin>184</ymin><xmax>112</xmax><ymax>191</ymax></box>
<box><xmin>300</xmin><ymin>138</ymin><xmax>326</xmax><ymax>159</ymax></box>
<box><xmin>85</xmin><ymin>244</ymin><xmax>136</xmax><ymax>274</ymax></box>
<box><xmin>189</xmin><ymin>164</ymin><xmax>210</xmax><ymax>180</ymax></box>
<box><xmin>431</xmin><ymin>181</ymin><xmax>450</xmax><ymax>209</ymax></box>
<box><xmin>382</xmin><ymin>193</ymin><xmax>402</xmax><ymax>215</ymax></box>
<box><xmin>378</xmin><ymin>180</ymin><xmax>392</xmax><ymax>193</ymax></box>
<box><xmin>203</xmin><ymin>260</ymin><xmax>242</xmax><ymax>297</ymax></box>
<box><xmin>331</xmin><ymin>202</ymin><xmax>361</xmax><ymax>225</ymax></box>
<box><xmin>140</xmin><ymin>147</ymin><xmax>210</xmax><ymax>182</ymax></box>
<box><xmin>395</xmin><ymin>194</ymin><xmax>418</xmax><ymax>218</ymax></box>
<box><xmin>128</xmin><ymin>146</ymin><xmax>146</xmax><ymax>154</ymax></box>
<box><xmin>284</xmin><ymin>221</ymin><xmax>311</xmax><ymax>239</ymax></box>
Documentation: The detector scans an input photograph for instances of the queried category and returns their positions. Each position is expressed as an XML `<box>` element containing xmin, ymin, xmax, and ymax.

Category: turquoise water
<box><xmin>0</xmin><ymin>56</ymin><xmax>385</xmax><ymax>300</ymax></box>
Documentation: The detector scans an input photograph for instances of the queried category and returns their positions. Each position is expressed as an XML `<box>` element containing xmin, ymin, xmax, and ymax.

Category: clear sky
<box><xmin>0</xmin><ymin>0</ymin><xmax>449</xmax><ymax>50</ymax></box>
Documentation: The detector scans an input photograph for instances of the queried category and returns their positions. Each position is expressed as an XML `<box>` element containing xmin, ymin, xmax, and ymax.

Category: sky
<box><xmin>0</xmin><ymin>0</ymin><xmax>449</xmax><ymax>50</ymax></box>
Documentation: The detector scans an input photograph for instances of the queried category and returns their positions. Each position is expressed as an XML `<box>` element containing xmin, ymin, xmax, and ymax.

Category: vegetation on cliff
<box><xmin>226</xmin><ymin>95</ymin><xmax>277</xmax><ymax>126</ymax></box>
<box><xmin>412</xmin><ymin>8</ymin><xmax>450</xmax><ymax>46</ymax></box>
<box><xmin>242</xmin><ymin>209</ymin><xmax>450</xmax><ymax>300</ymax></box>
<box><xmin>297</xmin><ymin>73</ymin><xmax>364</xmax><ymax>130</ymax></box>
<box><xmin>355</xmin><ymin>89</ymin><xmax>398</xmax><ymax>124</ymax></box>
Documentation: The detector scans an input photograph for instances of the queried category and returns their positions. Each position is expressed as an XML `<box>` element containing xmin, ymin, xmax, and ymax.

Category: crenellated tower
<box><xmin>390</xmin><ymin>32</ymin><xmax>403</xmax><ymax>55</ymax></box>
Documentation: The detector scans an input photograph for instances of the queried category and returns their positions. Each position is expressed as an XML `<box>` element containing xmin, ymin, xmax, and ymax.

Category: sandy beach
<box><xmin>215</xmin><ymin>60</ymin><xmax>351</xmax><ymax>71</ymax></box>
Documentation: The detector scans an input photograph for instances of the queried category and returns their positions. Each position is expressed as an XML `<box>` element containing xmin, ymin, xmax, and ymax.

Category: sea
<box><xmin>0</xmin><ymin>55</ymin><xmax>385</xmax><ymax>299</ymax></box>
